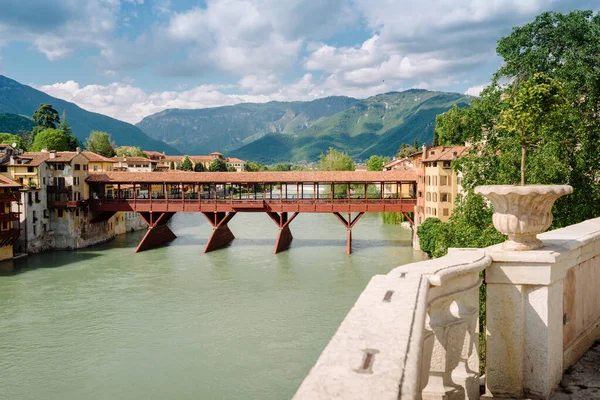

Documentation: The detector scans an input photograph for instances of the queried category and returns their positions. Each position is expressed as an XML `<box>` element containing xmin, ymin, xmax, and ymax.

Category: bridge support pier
<box><xmin>333</xmin><ymin>212</ymin><xmax>364</xmax><ymax>254</ymax></box>
<box><xmin>136</xmin><ymin>212</ymin><xmax>177</xmax><ymax>253</ymax></box>
<box><xmin>267</xmin><ymin>212</ymin><xmax>299</xmax><ymax>254</ymax></box>
<box><xmin>202</xmin><ymin>212</ymin><xmax>237</xmax><ymax>253</ymax></box>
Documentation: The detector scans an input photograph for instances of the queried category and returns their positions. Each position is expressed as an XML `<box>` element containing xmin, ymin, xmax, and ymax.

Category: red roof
<box><xmin>83</xmin><ymin>151</ymin><xmax>116</xmax><ymax>163</ymax></box>
<box><xmin>86</xmin><ymin>170</ymin><xmax>416</xmax><ymax>184</ymax></box>
<box><xmin>0</xmin><ymin>174</ymin><xmax>21</xmax><ymax>188</ymax></box>
<box><xmin>422</xmin><ymin>146</ymin><xmax>469</xmax><ymax>162</ymax></box>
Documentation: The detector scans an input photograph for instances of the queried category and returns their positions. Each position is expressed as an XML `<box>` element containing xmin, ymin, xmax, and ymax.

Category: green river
<box><xmin>0</xmin><ymin>213</ymin><xmax>425</xmax><ymax>400</ymax></box>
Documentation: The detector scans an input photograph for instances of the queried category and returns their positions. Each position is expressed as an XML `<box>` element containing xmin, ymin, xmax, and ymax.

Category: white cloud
<box><xmin>35</xmin><ymin>75</ymin><xmax>326</xmax><ymax>124</ymax></box>
<box><xmin>464</xmin><ymin>82</ymin><xmax>489</xmax><ymax>97</ymax></box>
<box><xmin>0</xmin><ymin>0</ymin><xmax>119</xmax><ymax>61</ymax></box>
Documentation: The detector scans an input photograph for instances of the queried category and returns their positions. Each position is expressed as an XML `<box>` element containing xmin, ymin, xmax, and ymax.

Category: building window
<box><xmin>0</xmin><ymin>166</ymin><xmax>6</xmax><ymax>172</ymax></box>
<box><xmin>56</xmin><ymin>164</ymin><xmax>64</xmax><ymax>171</ymax></box>
<box><xmin>441</xmin><ymin>176</ymin><xmax>448</xmax><ymax>186</ymax></box>
<box><xmin>443</xmin><ymin>208</ymin><xmax>449</xmax><ymax>216</ymax></box>
<box><xmin>27</xmin><ymin>166</ymin><xmax>34</xmax><ymax>173</ymax></box>
<box><xmin>43</xmin><ymin>224</ymin><xmax>47</xmax><ymax>232</ymax></box>
<box><xmin>93</xmin><ymin>165</ymin><xmax>98</xmax><ymax>171</ymax></box>
<box><xmin>43</xmin><ymin>209</ymin><xmax>49</xmax><ymax>218</ymax></box>
<box><xmin>33</xmin><ymin>225</ymin><xmax>36</xmax><ymax>235</ymax></box>
<box><xmin>74</xmin><ymin>177</ymin><xmax>80</xmax><ymax>186</ymax></box>
<box><xmin>74</xmin><ymin>164</ymin><xmax>81</xmax><ymax>170</ymax></box>
<box><xmin>2</xmin><ymin>222</ymin><xmax>7</xmax><ymax>230</ymax></box>
<box><xmin>433</xmin><ymin>162</ymin><xmax>437</xmax><ymax>167</ymax></box>
<box><xmin>75</xmin><ymin>208</ymin><xmax>79</xmax><ymax>216</ymax></box>
<box><xmin>441</xmin><ymin>193</ymin><xmax>449</xmax><ymax>202</ymax></box>
<box><xmin>426</xmin><ymin>175</ymin><xmax>431</xmax><ymax>185</ymax></box>
<box><xmin>432</xmin><ymin>208</ymin><xmax>437</xmax><ymax>216</ymax></box>
<box><xmin>443</xmin><ymin>161</ymin><xmax>451</xmax><ymax>168</ymax></box>
<box><xmin>418</xmin><ymin>191</ymin><xmax>422</xmax><ymax>198</ymax></box>
<box><xmin>426</xmin><ymin>192</ymin><xmax>431</xmax><ymax>201</ymax></box>
<box><xmin>432</xmin><ymin>193</ymin><xmax>437</xmax><ymax>202</ymax></box>
<box><xmin>433</xmin><ymin>176</ymin><xmax>437</xmax><ymax>186</ymax></box>
<box><xmin>74</xmin><ymin>191</ymin><xmax>81</xmax><ymax>201</ymax></box>
<box><xmin>83</xmin><ymin>165</ymin><xmax>88</xmax><ymax>171</ymax></box>
<box><xmin>58</xmin><ymin>209</ymin><xmax>64</xmax><ymax>218</ymax></box>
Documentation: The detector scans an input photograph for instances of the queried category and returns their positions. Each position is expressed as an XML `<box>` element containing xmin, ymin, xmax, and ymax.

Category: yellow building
<box><xmin>420</xmin><ymin>146</ymin><xmax>468</xmax><ymax>222</ymax></box>
<box><xmin>83</xmin><ymin>151</ymin><xmax>116</xmax><ymax>172</ymax></box>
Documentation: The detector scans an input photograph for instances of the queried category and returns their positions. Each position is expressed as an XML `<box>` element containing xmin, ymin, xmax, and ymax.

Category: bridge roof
<box><xmin>86</xmin><ymin>170</ymin><xmax>416</xmax><ymax>184</ymax></box>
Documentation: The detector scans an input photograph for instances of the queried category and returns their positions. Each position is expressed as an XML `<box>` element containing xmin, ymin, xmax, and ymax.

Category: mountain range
<box><xmin>0</xmin><ymin>75</ymin><xmax>178</xmax><ymax>154</ymax></box>
<box><xmin>137</xmin><ymin>90</ymin><xmax>472</xmax><ymax>163</ymax></box>
<box><xmin>0</xmin><ymin>75</ymin><xmax>472</xmax><ymax>162</ymax></box>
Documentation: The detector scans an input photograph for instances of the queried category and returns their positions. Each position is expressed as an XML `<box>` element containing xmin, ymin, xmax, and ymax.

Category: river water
<box><xmin>0</xmin><ymin>212</ymin><xmax>425</xmax><ymax>400</ymax></box>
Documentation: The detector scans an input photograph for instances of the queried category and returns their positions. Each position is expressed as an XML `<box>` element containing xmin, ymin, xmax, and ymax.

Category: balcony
<box><xmin>47</xmin><ymin>185</ymin><xmax>72</xmax><ymax>193</ymax></box>
<box><xmin>49</xmin><ymin>200</ymin><xmax>86</xmax><ymax>209</ymax></box>
<box><xmin>0</xmin><ymin>228</ymin><xmax>20</xmax><ymax>246</ymax></box>
<box><xmin>0</xmin><ymin>212</ymin><xmax>20</xmax><ymax>222</ymax></box>
<box><xmin>0</xmin><ymin>192</ymin><xmax>20</xmax><ymax>202</ymax></box>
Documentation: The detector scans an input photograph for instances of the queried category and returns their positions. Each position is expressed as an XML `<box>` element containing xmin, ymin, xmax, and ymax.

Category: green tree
<box><xmin>397</xmin><ymin>144</ymin><xmax>418</xmax><ymax>159</ymax></box>
<box><xmin>453</xmin><ymin>10</ymin><xmax>600</xmax><ymax>228</ymax></box>
<box><xmin>30</xmin><ymin>128</ymin><xmax>73</xmax><ymax>151</ymax></box>
<box><xmin>272</xmin><ymin>163</ymin><xmax>292</xmax><ymax>171</ymax></box>
<box><xmin>180</xmin><ymin>156</ymin><xmax>193</xmax><ymax>171</ymax></box>
<box><xmin>170</xmin><ymin>161</ymin><xmax>175</xmax><ymax>170</ymax></box>
<box><xmin>227</xmin><ymin>166</ymin><xmax>237</xmax><ymax>172</ymax></box>
<box><xmin>245</xmin><ymin>161</ymin><xmax>262</xmax><ymax>172</ymax></box>
<box><xmin>496</xmin><ymin>73</ymin><xmax>567</xmax><ymax>185</ymax></box>
<box><xmin>85</xmin><ymin>131</ymin><xmax>116</xmax><ymax>157</ymax></box>
<box><xmin>317</xmin><ymin>147</ymin><xmax>355</xmax><ymax>171</ymax></box>
<box><xmin>0</xmin><ymin>133</ymin><xmax>26</xmax><ymax>150</ymax></box>
<box><xmin>434</xmin><ymin>105</ymin><xmax>473</xmax><ymax>146</ymax></box>
<box><xmin>32</xmin><ymin>104</ymin><xmax>60</xmax><ymax>129</ymax></box>
<box><xmin>194</xmin><ymin>162</ymin><xmax>205</xmax><ymax>172</ymax></box>
<box><xmin>58</xmin><ymin>112</ymin><xmax>80</xmax><ymax>151</ymax></box>
<box><xmin>116</xmin><ymin>146</ymin><xmax>146</xmax><ymax>158</ymax></box>
<box><xmin>366</xmin><ymin>155</ymin><xmax>390</xmax><ymax>171</ymax></box>
<box><xmin>208</xmin><ymin>158</ymin><xmax>228</xmax><ymax>172</ymax></box>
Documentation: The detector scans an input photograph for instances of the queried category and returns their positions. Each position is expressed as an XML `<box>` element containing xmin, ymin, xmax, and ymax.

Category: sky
<box><xmin>0</xmin><ymin>0</ymin><xmax>596</xmax><ymax>124</ymax></box>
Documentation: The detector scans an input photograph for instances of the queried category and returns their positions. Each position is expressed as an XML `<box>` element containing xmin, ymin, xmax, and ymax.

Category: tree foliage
<box><xmin>397</xmin><ymin>144</ymin><xmax>418</xmax><ymax>159</ymax></box>
<box><xmin>208</xmin><ymin>158</ymin><xmax>228</xmax><ymax>172</ymax></box>
<box><xmin>180</xmin><ymin>156</ymin><xmax>193</xmax><ymax>171</ymax></box>
<box><xmin>434</xmin><ymin>105</ymin><xmax>474</xmax><ymax>146</ymax></box>
<box><xmin>439</xmin><ymin>10</ymin><xmax>600</xmax><ymax>230</ymax></box>
<box><xmin>85</xmin><ymin>131</ymin><xmax>116</xmax><ymax>157</ymax></box>
<box><xmin>0</xmin><ymin>133</ymin><xmax>26</xmax><ymax>150</ymax></box>
<box><xmin>417</xmin><ymin>192</ymin><xmax>505</xmax><ymax>258</ymax></box>
<box><xmin>366</xmin><ymin>155</ymin><xmax>390</xmax><ymax>171</ymax></box>
<box><xmin>317</xmin><ymin>147</ymin><xmax>355</xmax><ymax>171</ymax></box>
<box><xmin>32</xmin><ymin>104</ymin><xmax>60</xmax><ymax>129</ymax></box>
<box><xmin>30</xmin><ymin>128</ymin><xmax>74</xmax><ymax>152</ymax></box>
<box><xmin>194</xmin><ymin>162</ymin><xmax>205</xmax><ymax>172</ymax></box>
<box><xmin>116</xmin><ymin>146</ymin><xmax>146</xmax><ymax>158</ymax></box>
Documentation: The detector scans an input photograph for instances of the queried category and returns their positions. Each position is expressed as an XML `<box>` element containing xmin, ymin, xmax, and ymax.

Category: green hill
<box><xmin>0</xmin><ymin>75</ymin><xmax>179</xmax><ymax>154</ymax></box>
<box><xmin>138</xmin><ymin>89</ymin><xmax>471</xmax><ymax>163</ymax></box>
<box><xmin>0</xmin><ymin>113</ymin><xmax>36</xmax><ymax>134</ymax></box>
<box><xmin>136</xmin><ymin>96</ymin><xmax>360</xmax><ymax>155</ymax></box>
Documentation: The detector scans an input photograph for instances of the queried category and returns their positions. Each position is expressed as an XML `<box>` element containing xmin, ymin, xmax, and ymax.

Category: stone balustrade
<box><xmin>293</xmin><ymin>249</ymin><xmax>491</xmax><ymax>399</ymax></box>
<box><xmin>294</xmin><ymin>217</ymin><xmax>600</xmax><ymax>399</ymax></box>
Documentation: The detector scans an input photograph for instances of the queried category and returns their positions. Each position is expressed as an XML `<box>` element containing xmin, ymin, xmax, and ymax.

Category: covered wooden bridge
<box><xmin>86</xmin><ymin>170</ymin><xmax>417</xmax><ymax>254</ymax></box>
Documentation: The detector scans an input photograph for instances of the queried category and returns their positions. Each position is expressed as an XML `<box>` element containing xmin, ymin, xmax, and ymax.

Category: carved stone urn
<box><xmin>475</xmin><ymin>185</ymin><xmax>573</xmax><ymax>251</ymax></box>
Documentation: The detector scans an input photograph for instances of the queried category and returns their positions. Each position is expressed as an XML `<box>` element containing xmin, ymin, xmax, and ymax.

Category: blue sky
<box><xmin>0</xmin><ymin>0</ymin><xmax>596</xmax><ymax>123</ymax></box>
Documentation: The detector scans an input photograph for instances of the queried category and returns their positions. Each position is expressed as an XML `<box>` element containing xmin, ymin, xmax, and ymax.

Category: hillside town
<box><xmin>0</xmin><ymin>145</ymin><xmax>252</xmax><ymax>259</ymax></box>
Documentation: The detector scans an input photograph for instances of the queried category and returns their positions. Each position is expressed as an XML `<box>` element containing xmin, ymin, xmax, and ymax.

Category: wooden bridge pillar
<box><xmin>267</xmin><ymin>212</ymin><xmax>299</xmax><ymax>254</ymax></box>
<box><xmin>136</xmin><ymin>212</ymin><xmax>177</xmax><ymax>253</ymax></box>
<box><xmin>333</xmin><ymin>212</ymin><xmax>364</xmax><ymax>254</ymax></box>
<box><xmin>202</xmin><ymin>212</ymin><xmax>237</xmax><ymax>253</ymax></box>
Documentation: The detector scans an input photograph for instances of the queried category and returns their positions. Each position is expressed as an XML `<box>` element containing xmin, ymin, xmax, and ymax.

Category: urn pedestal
<box><xmin>475</xmin><ymin>185</ymin><xmax>573</xmax><ymax>251</ymax></box>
